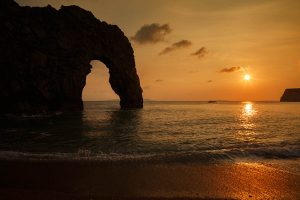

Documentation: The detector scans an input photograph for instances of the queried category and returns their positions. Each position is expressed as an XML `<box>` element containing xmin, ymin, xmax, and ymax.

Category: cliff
<box><xmin>0</xmin><ymin>0</ymin><xmax>143</xmax><ymax>114</ymax></box>
<box><xmin>280</xmin><ymin>88</ymin><xmax>300</xmax><ymax>102</ymax></box>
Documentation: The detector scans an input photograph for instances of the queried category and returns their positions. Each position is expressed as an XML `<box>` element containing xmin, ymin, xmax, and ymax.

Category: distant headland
<box><xmin>280</xmin><ymin>88</ymin><xmax>300</xmax><ymax>102</ymax></box>
<box><xmin>0</xmin><ymin>0</ymin><xmax>143</xmax><ymax>114</ymax></box>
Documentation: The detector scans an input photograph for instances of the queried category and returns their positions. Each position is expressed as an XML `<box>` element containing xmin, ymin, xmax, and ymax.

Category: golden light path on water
<box><xmin>243</xmin><ymin>102</ymin><xmax>256</xmax><ymax>116</ymax></box>
<box><xmin>236</xmin><ymin>102</ymin><xmax>257</xmax><ymax>141</ymax></box>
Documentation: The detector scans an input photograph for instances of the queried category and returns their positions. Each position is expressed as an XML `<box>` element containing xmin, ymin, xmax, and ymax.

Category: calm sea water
<box><xmin>0</xmin><ymin>101</ymin><xmax>299</xmax><ymax>163</ymax></box>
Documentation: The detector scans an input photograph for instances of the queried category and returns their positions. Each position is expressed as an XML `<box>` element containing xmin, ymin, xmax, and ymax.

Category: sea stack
<box><xmin>0</xmin><ymin>0</ymin><xmax>143</xmax><ymax>114</ymax></box>
<box><xmin>280</xmin><ymin>88</ymin><xmax>300</xmax><ymax>102</ymax></box>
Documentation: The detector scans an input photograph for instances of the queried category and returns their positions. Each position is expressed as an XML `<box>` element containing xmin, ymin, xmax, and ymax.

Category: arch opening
<box><xmin>82</xmin><ymin>60</ymin><xmax>118</xmax><ymax>101</ymax></box>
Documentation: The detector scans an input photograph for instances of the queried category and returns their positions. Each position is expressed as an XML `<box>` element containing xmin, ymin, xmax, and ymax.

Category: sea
<box><xmin>0</xmin><ymin>101</ymin><xmax>299</xmax><ymax>165</ymax></box>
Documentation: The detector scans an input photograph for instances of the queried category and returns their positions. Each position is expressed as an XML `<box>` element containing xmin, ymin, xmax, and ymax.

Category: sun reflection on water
<box><xmin>236</xmin><ymin>102</ymin><xmax>258</xmax><ymax>140</ymax></box>
<box><xmin>243</xmin><ymin>102</ymin><xmax>255</xmax><ymax>116</ymax></box>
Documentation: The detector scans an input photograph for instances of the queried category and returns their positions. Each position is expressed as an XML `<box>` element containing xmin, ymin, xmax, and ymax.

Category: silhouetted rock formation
<box><xmin>0</xmin><ymin>0</ymin><xmax>143</xmax><ymax>114</ymax></box>
<box><xmin>280</xmin><ymin>88</ymin><xmax>300</xmax><ymax>102</ymax></box>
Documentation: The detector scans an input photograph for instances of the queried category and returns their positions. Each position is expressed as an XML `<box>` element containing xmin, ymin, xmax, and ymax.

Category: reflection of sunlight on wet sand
<box><xmin>1</xmin><ymin>161</ymin><xmax>298</xmax><ymax>199</ymax></box>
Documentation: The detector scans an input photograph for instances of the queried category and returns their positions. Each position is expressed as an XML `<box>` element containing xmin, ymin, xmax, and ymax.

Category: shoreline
<box><xmin>0</xmin><ymin>160</ymin><xmax>299</xmax><ymax>199</ymax></box>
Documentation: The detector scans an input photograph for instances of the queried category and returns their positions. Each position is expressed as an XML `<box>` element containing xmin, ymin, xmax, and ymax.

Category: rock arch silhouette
<box><xmin>0</xmin><ymin>1</ymin><xmax>143</xmax><ymax>114</ymax></box>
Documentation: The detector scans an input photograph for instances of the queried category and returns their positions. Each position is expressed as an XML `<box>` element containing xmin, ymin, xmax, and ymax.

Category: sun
<box><xmin>244</xmin><ymin>74</ymin><xmax>251</xmax><ymax>81</ymax></box>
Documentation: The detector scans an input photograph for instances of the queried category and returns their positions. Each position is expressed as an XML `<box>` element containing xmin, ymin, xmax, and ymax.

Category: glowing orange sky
<box><xmin>17</xmin><ymin>0</ymin><xmax>300</xmax><ymax>101</ymax></box>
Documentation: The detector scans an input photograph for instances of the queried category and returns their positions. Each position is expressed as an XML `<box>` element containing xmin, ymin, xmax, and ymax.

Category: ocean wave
<box><xmin>0</xmin><ymin>147</ymin><xmax>299</xmax><ymax>163</ymax></box>
<box><xmin>0</xmin><ymin>111</ymin><xmax>64</xmax><ymax>119</ymax></box>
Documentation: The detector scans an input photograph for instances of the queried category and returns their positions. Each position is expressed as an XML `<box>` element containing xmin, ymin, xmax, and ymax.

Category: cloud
<box><xmin>155</xmin><ymin>79</ymin><xmax>163</xmax><ymax>82</ymax></box>
<box><xmin>207</xmin><ymin>80</ymin><xmax>213</xmax><ymax>83</ymax></box>
<box><xmin>219</xmin><ymin>66</ymin><xmax>241</xmax><ymax>73</ymax></box>
<box><xmin>191</xmin><ymin>47</ymin><xmax>208</xmax><ymax>58</ymax></box>
<box><xmin>131</xmin><ymin>23</ymin><xmax>171</xmax><ymax>44</ymax></box>
<box><xmin>159</xmin><ymin>40</ymin><xmax>192</xmax><ymax>55</ymax></box>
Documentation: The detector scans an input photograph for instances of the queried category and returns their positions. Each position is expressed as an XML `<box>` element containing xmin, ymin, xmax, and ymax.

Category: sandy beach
<box><xmin>0</xmin><ymin>160</ymin><xmax>299</xmax><ymax>200</ymax></box>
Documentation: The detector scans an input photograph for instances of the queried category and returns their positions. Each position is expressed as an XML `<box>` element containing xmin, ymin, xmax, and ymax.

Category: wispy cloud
<box><xmin>155</xmin><ymin>79</ymin><xmax>163</xmax><ymax>82</ymax></box>
<box><xmin>207</xmin><ymin>80</ymin><xmax>213</xmax><ymax>83</ymax></box>
<box><xmin>131</xmin><ymin>23</ymin><xmax>171</xmax><ymax>44</ymax></box>
<box><xmin>219</xmin><ymin>66</ymin><xmax>241</xmax><ymax>73</ymax></box>
<box><xmin>191</xmin><ymin>47</ymin><xmax>208</xmax><ymax>58</ymax></box>
<box><xmin>159</xmin><ymin>40</ymin><xmax>192</xmax><ymax>55</ymax></box>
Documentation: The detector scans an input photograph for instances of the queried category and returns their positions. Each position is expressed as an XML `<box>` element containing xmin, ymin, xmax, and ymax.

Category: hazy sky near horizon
<box><xmin>17</xmin><ymin>0</ymin><xmax>300</xmax><ymax>101</ymax></box>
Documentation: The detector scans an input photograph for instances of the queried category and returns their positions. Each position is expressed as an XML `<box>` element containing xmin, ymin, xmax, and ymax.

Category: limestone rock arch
<box><xmin>0</xmin><ymin>0</ymin><xmax>143</xmax><ymax>114</ymax></box>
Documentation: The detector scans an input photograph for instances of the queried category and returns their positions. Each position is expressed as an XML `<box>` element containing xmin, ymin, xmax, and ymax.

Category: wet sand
<box><xmin>0</xmin><ymin>160</ymin><xmax>299</xmax><ymax>199</ymax></box>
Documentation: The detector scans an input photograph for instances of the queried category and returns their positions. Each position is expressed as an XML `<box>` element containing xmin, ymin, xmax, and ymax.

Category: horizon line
<box><xmin>83</xmin><ymin>99</ymin><xmax>281</xmax><ymax>102</ymax></box>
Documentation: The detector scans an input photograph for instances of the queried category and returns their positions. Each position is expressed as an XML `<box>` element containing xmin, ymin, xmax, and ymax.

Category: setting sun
<box><xmin>244</xmin><ymin>74</ymin><xmax>251</xmax><ymax>81</ymax></box>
